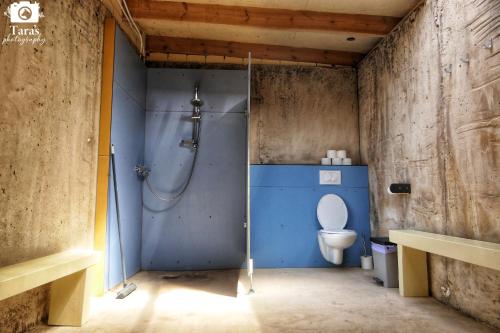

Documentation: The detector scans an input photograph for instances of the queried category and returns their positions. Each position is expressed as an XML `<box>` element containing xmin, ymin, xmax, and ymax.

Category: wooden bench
<box><xmin>0</xmin><ymin>250</ymin><xmax>100</xmax><ymax>326</ymax></box>
<box><xmin>389</xmin><ymin>230</ymin><xmax>500</xmax><ymax>297</ymax></box>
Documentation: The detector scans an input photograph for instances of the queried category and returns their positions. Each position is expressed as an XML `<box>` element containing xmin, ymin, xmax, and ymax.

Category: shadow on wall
<box><xmin>141</xmin><ymin>69</ymin><xmax>249</xmax><ymax>271</ymax></box>
<box><xmin>358</xmin><ymin>0</ymin><xmax>500</xmax><ymax>328</ymax></box>
<box><xmin>142</xmin><ymin>101</ymin><xmax>247</xmax><ymax>214</ymax></box>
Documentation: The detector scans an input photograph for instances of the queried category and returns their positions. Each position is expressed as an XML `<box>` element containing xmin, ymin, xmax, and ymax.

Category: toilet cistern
<box><xmin>316</xmin><ymin>194</ymin><xmax>357</xmax><ymax>265</ymax></box>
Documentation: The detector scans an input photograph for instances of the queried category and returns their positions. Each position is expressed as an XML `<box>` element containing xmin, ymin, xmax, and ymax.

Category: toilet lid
<box><xmin>317</xmin><ymin>194</ymin><xmax>348</xmax><ymax>231</ymax></box>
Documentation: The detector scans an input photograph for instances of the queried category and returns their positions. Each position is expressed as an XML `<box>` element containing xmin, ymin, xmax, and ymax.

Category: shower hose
<box><xmin>145</xmin><ymin>145</ymin><xmax>199</xmax><ymax>202</ymax></box>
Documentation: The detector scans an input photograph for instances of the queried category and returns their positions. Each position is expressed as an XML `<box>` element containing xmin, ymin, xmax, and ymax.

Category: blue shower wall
<box><xmin>250</xmin><ymin>165</ymin><xmax>371</xmax><ymax>268</ymax></box>
<box><xmin>142</xmin><ymin>69</ymin><xmax>247</xmax><ymax>270</ymax></box>
<box><xmin>106</xmin><ymin>27</ymin><xmax>146</xmax><ymax>289</ymax></box>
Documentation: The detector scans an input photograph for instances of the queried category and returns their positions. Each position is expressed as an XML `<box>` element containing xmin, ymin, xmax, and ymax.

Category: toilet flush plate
<box><xmin>319</xmin><ymin>170</ymin><xmax>341</xmax><ymax>185</ymax></box>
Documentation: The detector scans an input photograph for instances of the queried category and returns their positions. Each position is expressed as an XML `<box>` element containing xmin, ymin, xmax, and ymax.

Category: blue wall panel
<box><xmin>251</xmin><ymin>165</ymin><xmax>369</xmax><ymax>188</ymax></box>
<box><xmin>251</xmin><ymin>165</ymin><xmax>370</xmax><ymax>268</ymax></box>
<box><xmin>142</xmin><ymin>69</ymin><xmax>247</xmax><ymax>270</ymax></box>
<box><xmin>106</xmin><ymin>27</ymin><xmax>146</xmax><ymax>289</ymax></box>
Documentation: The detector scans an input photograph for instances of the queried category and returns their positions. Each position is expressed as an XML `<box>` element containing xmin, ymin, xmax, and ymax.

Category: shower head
<box><xmin>191</xmin><ymin>83</ymin><xmax>203</xmax><ymax>107</ymax></box>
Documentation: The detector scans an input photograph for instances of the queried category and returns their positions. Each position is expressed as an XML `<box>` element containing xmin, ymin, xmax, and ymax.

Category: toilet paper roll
<box><xmin>342</xmin><ymin>158</ymin><xmax>352</xmax><ymax>165</ymax></box>
<box><xmin>321</xmin><ymin>158</ymin><xmax>332</xmax><ymax>165</ymax></box>
<box><xmin>332</xmin><ymin>157</ymin><xmax>342</xmax><ymax>165</ymax></box>
<box><xmin>326</xmin><ymin>150</ymin><xmax>337</xmax><ymax>158</ymax></box>
<box><xmin>337</xmin><ymin>150</ymin><xmax>347</xmax><ymax>158</ymax></box>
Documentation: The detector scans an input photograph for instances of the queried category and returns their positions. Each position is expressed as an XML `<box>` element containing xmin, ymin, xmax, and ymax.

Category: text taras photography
<box><xmin>2</xmin><ymin>1</ymin><xmax>46</xmax><ymax>46</ymax></box>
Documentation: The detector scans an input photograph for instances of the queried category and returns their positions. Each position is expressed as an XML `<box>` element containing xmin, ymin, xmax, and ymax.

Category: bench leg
<box><xmin>397</xmin><ymin>244</ymin><xmax>429</xmax><ymax>297</ymax></box>
<box><xmin>48</xmin><ymin>268</ymin><xmax>91</xmax><ymax>326</ymax></box>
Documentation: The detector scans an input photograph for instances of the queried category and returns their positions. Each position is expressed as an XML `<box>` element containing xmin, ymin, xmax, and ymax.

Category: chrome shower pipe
<box><xmin>146</xmin><ymin>83</ymin><xmax>203</xmax><ymax>202</ymax></box>
<box><xmin>181</xmin><ymin>83</ymin><xmax>203</xmax><ymax>150</ymax></box>
<box><xmin>191</xmin><ymin>84</ymin><xmax>203</xmax><ymax>149</ymax></box>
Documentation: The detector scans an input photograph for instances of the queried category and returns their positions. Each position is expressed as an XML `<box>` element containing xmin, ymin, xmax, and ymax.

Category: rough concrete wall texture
<box><xmin>358</xmin><ymin>0</ymin><xmax>500</xmax><ymax>328</ymax></box>
<box><xmin>0</xmin><ymin>0</ymin><xmax>105</xmax><ymax>332</ymax></box>
<box><xmin>251</xmin><ymin>66</ymin><xmax>359</xmax><ymax>164</ymax></box>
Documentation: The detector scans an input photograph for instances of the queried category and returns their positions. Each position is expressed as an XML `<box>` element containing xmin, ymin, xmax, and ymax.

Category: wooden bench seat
<box><xmin>0</xmin><ymin>250</ymin><xmax>100</xmax><ymax>326</ymax></box>
<box><xmin>389</xmin><ymin>230</ymin><xmax>500</xmax><ymax>297</ymax></box>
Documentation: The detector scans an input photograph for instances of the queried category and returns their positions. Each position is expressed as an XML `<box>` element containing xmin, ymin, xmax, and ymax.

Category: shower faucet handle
<box><xmin>134</xmin><ymin>165</ymin><xmax>150</xmax><ymax>179</ymax></box>
<box><xmin>180</xmin><ymin>139</ymin><xmax>195</xmax><ymax>148</ymax></box>
<box><xmin>180</xmin><ymin>139</ymin><xmax>198</xmax><ymax>151</ymax></box>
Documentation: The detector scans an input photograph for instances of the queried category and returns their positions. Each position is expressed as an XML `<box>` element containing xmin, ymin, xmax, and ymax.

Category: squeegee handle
<box><xmin>111</xmin><ymin>144</ymin><xmax>128</xmax><ymax>286</ymax></box>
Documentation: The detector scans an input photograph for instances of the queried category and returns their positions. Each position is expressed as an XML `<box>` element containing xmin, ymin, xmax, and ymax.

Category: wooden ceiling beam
<box><xmin>128</xmin><ymin>0</ymin><xmax>400</xmax><ymax>35</ymax></box>
<box><xmin>146</xmin><ymin>36</ymin><xmax>364</xmax><ymax>66</ymax></box>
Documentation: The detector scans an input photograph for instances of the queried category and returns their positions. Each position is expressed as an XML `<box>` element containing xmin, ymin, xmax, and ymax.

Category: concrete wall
<box><xmin>251</xmin><ymin>66</ymin><xmax>359</xmax><ymax>165</ymax></box>
<box><xmin>142</xmin><ymin>69</ymin><xmax>247</xmax><ymax>270</ymax></box>
<box><xmin>106</xmin><ymin>27</ymin><xmax>146</xmax><ymax>289</ymax></box>
<box><xmin>0</xmin><ymin>0</ymin><xmax>105</xmax><ymax>331</ymax></box>
<box><xmin>358</xmin><ymin>0</ymin><xmax>500</xmax><ymax>328</ymax></box>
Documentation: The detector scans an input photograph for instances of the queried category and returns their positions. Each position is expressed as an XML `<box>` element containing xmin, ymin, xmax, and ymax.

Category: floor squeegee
<box><xmin>111</xmin><ymin>144</ymin><xmax>137</xmax><ymax>299</ymax></box>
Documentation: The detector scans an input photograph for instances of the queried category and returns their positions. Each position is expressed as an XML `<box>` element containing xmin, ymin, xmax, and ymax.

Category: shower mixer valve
<box><xmin>180</xmin><ymin>139</ymin><xmax>198</xmax><ymax>150</ymax></box>
<box><xmin>134</xmin><ymin>165</ymin><xmax>150</xmax><ymax>179</ymax></box>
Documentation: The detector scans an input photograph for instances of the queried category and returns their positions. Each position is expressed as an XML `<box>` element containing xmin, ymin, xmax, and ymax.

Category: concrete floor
<box><xmin>32</xmin><ymin>269</ymin><xmax>497</xmax><ymax>333</ymax></box>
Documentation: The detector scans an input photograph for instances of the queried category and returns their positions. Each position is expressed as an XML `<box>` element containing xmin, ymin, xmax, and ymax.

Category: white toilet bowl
<box><xmin>318</xmin><ymin>230</ymin><xmax>357</xmax><ymax>264</ymax></box>
<box><xmin>316</xmin><ymin>194</ymin><xmax>357</xmax><ymax>265</ymax></box>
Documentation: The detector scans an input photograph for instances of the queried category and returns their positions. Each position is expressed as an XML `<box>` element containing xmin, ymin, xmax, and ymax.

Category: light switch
<box><xmin>319</xmin><ymin>170</ymin><xmax>341</xmax><ymax>185</ymax></box>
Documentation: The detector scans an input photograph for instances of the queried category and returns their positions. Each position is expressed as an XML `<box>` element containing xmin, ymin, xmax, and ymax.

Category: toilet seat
<box><xmin>317</xmin><ymin>194</ymin><xmax>348</xmax><ymax>231</ymax></box>
<box><xmin>319</xmin><ymin>229</ymin><xmax>355</xmax><ymax>235</ymax></box>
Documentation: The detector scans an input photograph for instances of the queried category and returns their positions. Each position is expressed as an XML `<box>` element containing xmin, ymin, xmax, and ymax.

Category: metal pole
<box><xmin>246</xmin><ymin>52</ymin><xmax>254</xmax><ymax>293</ymax></box>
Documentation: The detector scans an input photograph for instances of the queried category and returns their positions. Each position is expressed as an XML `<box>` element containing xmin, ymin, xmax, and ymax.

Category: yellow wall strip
<box><xmin>92</xmin><ymin>17</ymin><xmax>116</xmax><ymax>296</ymax></box>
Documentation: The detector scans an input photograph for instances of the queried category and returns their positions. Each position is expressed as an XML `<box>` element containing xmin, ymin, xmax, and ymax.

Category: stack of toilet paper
<box><xmin>321</xmin><ymin>150</ymin><xmax>352</xmax><ymax>165</ymax></box>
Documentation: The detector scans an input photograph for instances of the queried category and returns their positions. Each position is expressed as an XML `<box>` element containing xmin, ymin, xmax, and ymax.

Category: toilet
<box><xmin>317</xmin><ymin>194</ymin><xmax>357</xmax><ymax>265</ymax></box>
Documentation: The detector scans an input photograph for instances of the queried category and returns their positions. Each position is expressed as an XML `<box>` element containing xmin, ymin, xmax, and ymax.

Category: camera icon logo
<box><xmin>4</xmin><ymin>1</ymin><xmax>43</xmax><ymax>23</ymax></box>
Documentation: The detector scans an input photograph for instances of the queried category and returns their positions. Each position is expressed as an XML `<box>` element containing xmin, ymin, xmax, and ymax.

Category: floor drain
<box><xmin>161</xmin><ymin>272</ymin><xmax>209</xmax><ymax>280</ymax></box>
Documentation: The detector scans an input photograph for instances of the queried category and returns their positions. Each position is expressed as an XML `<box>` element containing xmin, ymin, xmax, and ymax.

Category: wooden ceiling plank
<box><xmin>146</xmin><ymin>35</ymin><xmax>364</xmax><ymax>66</ymax></box>
<box><xmin>128</xmin><ymin>0</ymin><xmax>400</xmax><ymax>35</ymax></box>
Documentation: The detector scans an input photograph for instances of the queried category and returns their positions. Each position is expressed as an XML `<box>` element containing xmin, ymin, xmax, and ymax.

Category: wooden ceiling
<box><xmin>106</xmin><ymin>0</ymin><xmax>421</xmax><ymax>66</ymax></box>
